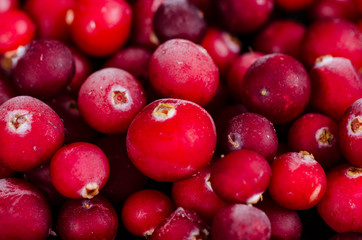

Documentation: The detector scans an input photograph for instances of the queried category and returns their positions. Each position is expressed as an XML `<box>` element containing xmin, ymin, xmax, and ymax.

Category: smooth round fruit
<box><xmin>0</xmin><ymin>178</ymin><xmax>52</xmax><ymax>240</ymax></box>
<box><xmin>126</xmin><ymin>98</ymin><xmax>216</xmax><ymax>181</ymax></box>
<box><xmin>50</xmin><ymin>142</ymin><xmax>110</xmax><ymax>199</ymax></box>
<box><xmin>0</xmin><ymin>96</ymin><xmax>65</xmax><ymax>171</ymax></box>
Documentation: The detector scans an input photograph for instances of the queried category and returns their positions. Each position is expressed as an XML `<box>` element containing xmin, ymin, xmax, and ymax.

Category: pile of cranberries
<box><xmin>1</xmin><ymin>0</ymin><xmax>362</xmax><ymax>239</ymax></box>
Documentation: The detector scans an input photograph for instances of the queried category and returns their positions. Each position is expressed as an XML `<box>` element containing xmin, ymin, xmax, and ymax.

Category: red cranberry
<box><xmin>288</xmin><ymin>113</ymin><xmax>342</xmax><ymax>170</ymax></box>
<box><xmin>210</xmin><ymin>149</ymin><xmax>271</xmax><ymax>204</ymax></box>
<box><xmin>149</xmin><ymin>38</ymin><xmax>219</xmax><ymax>106</ymax></box>
<box><xmin>69</xmin><ymin>0</ymin><xmax>132</xmax><ymax>57</ymax></box>
<box><xmin>201</xmin><ymin>27</ymin><xmax>241</xmax><ymax>75</ymax></box>
<box><xmin>126</xmin><ymin>98</ymin><xmax>217</xmax><ymax>181</ymax></box>
<box><xmin>121</xmin><ymin>189</ymin><xmax>174</xmax><ymax>237</ymax></box>
<box><xmin>23</xmin><ymin>164</ymin><xmax>66</xmax><ymax>206</ymax></box>
<box><xmin>214</xmin><ymin>0</ymin><xmax>274</xmax><ymax>34</ymax></box>
<box><xmin>0</xmin><ymin>0</ymin><xmax>18</xmax><ymax>13</ymax></box>
<box><xmin>211</xmin><ymin>204</ymin><xmax>271</xmax><ymax>240</ymax></box>
<box><xmin>316</xmin><ymin>164</ymin><xmax>362</xmax><ymax>233</ymax></box>
<box><xmin>222</xmin><ymin>112</ymin><xmax>278</xmax><ymax>162</ymax></box>
<box><xmin>131</xmin><ymin>0</ymin><xmax>164</xmax><ymax>49</ymax></box>
<box><xmin>50</xmin><ymin>142</ymin><xmax>110</xmax><ymax>199</ymax></box>
<box><xmin>338</xmin><ymin>98</ymin><xmax>362</xmax><ymax>167</ymax></box>
<box><xmin>0</xmin><ymin>96</ymin><xmax>65</xmax><ymax>171</ymax></box>
<box><xmin>253</xmin><ymin>19</ymin><xmax>306</xmax><ymax>59</ymax></box>
<box><xmin>268</xmin><ymin>151</ymin><xmax>327</xmax><ymax>210</ymax></box>
<box><xmin>0</xmin><ymin>163</ymin><xmax>15</xmax><ymax>178</ymax></box>
<box><xmin>240</xmin><ymin>53</ymin><xmax>311</xmax><ymax>124</ymax></box>
<box><xmin>0</xmin><ymin>9</ymin><xmax>35</xmax><ymax>54</ymax></box>
<box><xmin>226</xmin><ymin>51</ymin><xmax>264</xmax><ymax>102</ymax></box>
<box><xmin>150</xmin><ymin>207</ymin><xmax>210</xmax><ymax>240</ymax></box>
<box><xmin>153</xmin><ymin>0</ymin><xmax>207</xmax><ymax>43</ymax></box>
<box><xmin>95</xmin><ymin>134</ymin><xmax>149</xmax><ymax>204</ymax></box>
<box><xmin>255</xmin><ymin>195</ymin><xmax>303</xmax><ymax>240</ymax></box>
<box><xmin>24</xmin><ymin>0</ymin><xmax>76</xmax><ymax>41</ymax></box>
<box><xmin>172</xmin><ymin>164</ymin><xmax>229</xmax><ymax>224</ymax></box>
<box><xmin>309</xmin><ymin>55</ymin><xmax>362</xmax><ymax>121</ymax></box>
<box><xmin>308</xmin><ymin>0</ymin><xmax>360</xmax><ymax>22</ymax></box>
<box><xmin>301</xmin><ymin>19</ymin><xmax>362</xmax><ymax>69</ymax></box>
<box><xmin>78</xmin><ymin>67</ymin><xmax>147</xmax><ymax>134</ymax></box>
<box><xmin>11</xmin><ymin>38</ymin><xmax>75</xmax><ymax>99</ymax></box>
<box><xmin>57</xmin><ymin>196</ymin><xmax>118</xmax><ymax>240</ymax></box>
<box><xmin>274</xmin><ymin>0</ymin><xmax>315</xmax><ymax>11</ymax></box>
<box><xmin>0</xmin><ymin>178</ymin><xmax>52</xmax><ymax>240</ymax></box>
<box><xmin>104</xmin><ymin>46</ymin><xmax>152</xmax><ymax>82</ymax></box>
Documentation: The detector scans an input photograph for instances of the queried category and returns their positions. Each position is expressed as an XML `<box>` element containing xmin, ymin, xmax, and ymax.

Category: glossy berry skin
<box><xmin>69</xmin><ymin>0</ymin><xmax>132</xmax><ymax>57</ymax></box>
<box><xmin>268</xmin><ymin>151</ymin><xmax>327</xmax><ymax>210</ymax></box>
<box><xmin>172</xmin><ymin>164</ymin><xmax>228</xmax><ymax>224</ymax></box>
<box><xmin>57</xmin><ymin>196</ymin><xmax>118</xmax><ymax>240</ymax></box>
<box><xmin>0</xmin><ymin>9</ymin><xmax>35</xmax><ymax>54</ymax></box>
<box><xmin>308</xmin><ymin>0</ymin><xmax>359</xmax><ymax>22</ymax></box>
<box><xmin>309</xmin><ymin>56</ymin><xmax>362</xmax><ymax>121</ymax></box>
<box><xmin>149</xmin><ymin>39</ymin><xmax>219</xmax><ymax>106</ymax></box>
<box><xmin>240</xmin><ymin>53</ymin><xmax>311</xmax><ymax>124</ymax></box>
<box><xmin>50</xmin><ymin>142</ymin><xmax>110</xmax><ymax>199</ymax></box>
<box><xmin>316</xmin><ymin>164</ymin><xmax>362</xmax><ymax>233</ymax></box>
<box><xmin>211</xmin><ymin>204</ymin><xmax>271</xmax><ymax>240</ymax></box>
<box><xmin>153</xmin><ymin>0</ymin><xmax>207</xmax><ymax>43</ymax></box>
<box><xmin>0</xmin><ymin>0</ymin><xmax>18</xmax><ymax>13</ymax></box>
<box><xmin>301</xmin><ymin>19</ymin><xmax>362</xmax><ymax>69</ymax></box>
<box><xmin>253</xmin><ymin>19</ymin><xmax>306</xmax><ymax>59</ymax></box>
<box><xmin>338</xmin><ymin>98</ymin><xmax>362</xmax><ymax>167</ymax></box>
<box><xmin>201</xmin><ymin>27</ymin><xmax>241</xmax><ymax>74</ymax></box>
<box><xmin>121</xmin><ymin>189</ymin><xmax>174</xmax><ymax>237</ymax></box>
<box><xmin>78</xmin><ymin>68</ymin><xmax>147</xmax><ymax>134</ymax></box>
<box><xmin>12</xmin><ymin>39</ymin><xmax>75</xmax><ymax>99</ymax></box>
<box><xmin>214</xmin><ymin>0</ymin><xmax>274</xmax><ymax>34</ymax></box>
<box><xmin>210</xmin><ymin>149</ymin><xmax>271</xmax><ymax>204</ymax></box>
<box><xmin>126</xmin><ymin>98</ymin><xmax>217</xmax><ymax>182</ymax></box>
<box><xmin>0</xmin><ymin>178</ymin><xmax>52</xmax><ymax>240</ymax></box>
<box><xmin>150</xmin><ymin>207</ymin><xmax>210</xmax><ymax>240</ymax></box>
<box><xmin>288</xmin><ymin>113</ymin><xmax>342</xmax><ymax>170</ymax></box>
<box><xmin>222</xmin><ymin>112</ymin><xmax>278</xmax><ymax>162</ymax></box>
<box><xmin>24</xmin><ymin>0</ymin><xmax>76</xmax><ymax>41</ymax></box>
<box><xmin>0</xmin><ymin>96</ymin><xmax>65</xmax><ymax>172</ymax></box>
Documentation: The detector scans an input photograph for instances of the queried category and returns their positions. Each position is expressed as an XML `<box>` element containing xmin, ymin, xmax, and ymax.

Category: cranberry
<box><xmin>268</xmin><ymin>151</ymin><xmax>327</xmax><ymax>210</ymax></box>
<box><xmin>201</xmin><ymin>27</ymin><xmax>241</xmax><ymax>75</ymax></box>
<box><xmin>214</xmin><ymin>0</ymin><xmax>274</xmax><ymax>34</ymax></box>
<box><xmin>0</xmin><ymin>178</ymin><xmax>52</xmax><ymax>240</ymax></box>
<box><xmin>240</xmin><ymin>53</ymin><xmax>311</xmax><ymax>124</ymax></box>
<box><xmin>24</xmin><ymin>0</ymin><xmax>76</xmax><ymax>41</ymax></box>
<box><xmin>149</xmin><ymin>38</ymin><xmax>219</xmax><ymax>106</ymax></box>
<box><xmin>253</xmin><ymin>19</ymin><xmax>306</xmax><ymax>59</ymax></box>
<box><xmin>338</xmin><ymin>98</ymin><xmax>362</xmax><ymax>167</ymax></box>
<box><xmin>131</xmin><ymin>0</ymin><xmax>164</xmax><ymax>49</ymax></box>
<box><xmin>0</xmin><ymin>0</ymin><xmax>18</xmax><ymax>13</ymax></box>
<box><xmin>222</xmin><ymin>112</ymin><xmax>278</xmax><ymax>162</ymax></box>
<box><xmin>150</xmin><ymin>207</ymin><xmax>210</xmax><ymax>240</ymax></box>
<box><xmin>11</xmin><ymin>38</ymin><xmax>75</xmax><ymax>99</ymax></box>
<box><xmin>121</xmin><ymin>189</ymin><xmax>174</xmax><ymax>237</ymax></box>
<box><xmin>126</xmin><ymin>98</ymin><xmax>217</xmax><ymax>181</ymax></box>
<box><xmin>23</xmin><ymin>164</ymin><xmax>66</xmax><ymax>206</ymax></box>
<box><xmin>226</xmin><ymin>51</ymin><xmax>264</xmax><ymax>102</ymax></box>
<box><xmin>274</xmin><ymin>0</ymin><xmax>315</xmax><ymax>11</ymax></box>
<box><xmin>69</xmin><ymin>0</ymin><xmax>132</xmax><ymax>57</ymax></box>
<box><xmin>316</xmin><ymin>164</ymin><xmax>362</xmax><ymax>233</ymax></box>
<box><xmin>57</xmin><ymin>196</ymin><xmax>118</xmax><ymax>240</ymax></box>
<box><xmin>256</xmin><ymin>195</ymin><xmax>303</xmax><ymax>240</ymax></box>
<box><xmin>210</xmin><ymin>149</ymin><xmax>271</xmax><ymax>204</ymax></box>
<box><xmin>0</xmin><ymin>9</ymin><xmax>36</xmax><ymax>54</ymax></box>
<box><xmin>288</xmin><ymin>113</ymin><xmax>342</xmax><ymax>170</ymax></box>
<box><xmin>301</xmin><ymin>19</ymin><xmax>362</xmax><ymax>69</ymax></box>
<box><xmin>308</xmin><ymin>0</ymin><xmax>360</xmax><ymax>22</ymax></box>
<box><xmin>211</xmin><ymin>204</ymin><xmax>271</xmax><ymax>240</ymax></box>
<box><xmin>50</xmin><ymin>142</ymin><xmax>110</xmax><ymax>199</ymax></box>
<box><xmin>172</xmin><ymin>164</ymin><xmax>229</xmax><ymax>224</ymax></box>
<box><xmin>78</xmin><ymin>67</ymin><xmax>147</xmax><ymax>134</ymax></box>
<box><xmin>0</xmin><ymin>164</ymin><xmax>15</xmax><ymax>178</ymax></box>
<box><xmin>309</xmin><ymin>55</ymin><xmax>362</xmax><ymax>121</ymax></box>
<box><xmin>0</xmin><ymin>96</ymin><xmax>65</xmax><ymax>171</ymax></box>
<box><xmin>95</xmin><ymin>134</ymin><xmax>149</xmax><ymax>204</ymax></box>
<box><xmin>153</xmin><ymin>0</ymin><xmax>207</xmax><ymax>43</ymax></box>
